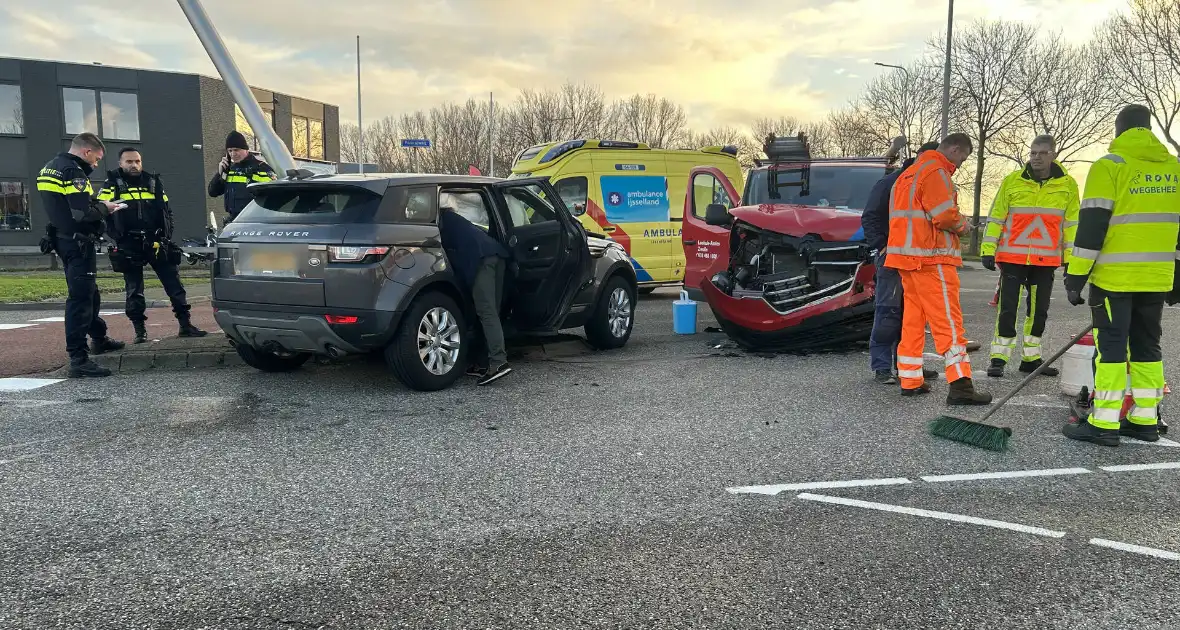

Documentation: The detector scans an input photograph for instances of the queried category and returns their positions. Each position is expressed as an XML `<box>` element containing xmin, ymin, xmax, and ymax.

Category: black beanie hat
<box><xmin>226</xmin><ymin>130</ymin><xmax>250</xmax><ymax>150</ymax></box>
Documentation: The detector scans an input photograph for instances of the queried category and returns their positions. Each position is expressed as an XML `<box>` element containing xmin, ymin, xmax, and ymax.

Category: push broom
<box><xmin>929</xmin><ymin>324</ymin><xmax>1093</xmax><ymax>452</ymax></box>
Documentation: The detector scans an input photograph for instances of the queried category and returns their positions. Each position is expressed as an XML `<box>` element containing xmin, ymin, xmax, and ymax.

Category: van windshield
<box><xmin>744</xmin><ymin>164</ymin><xmax>886</xmax><ymax>211</ymax></box>
<box><xmin>235</xmin><ymin>187</ymin><xmax>384</xmax><ymax>225</ymax></box>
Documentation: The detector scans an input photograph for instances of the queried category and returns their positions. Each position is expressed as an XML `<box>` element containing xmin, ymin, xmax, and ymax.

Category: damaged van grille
<box><xmin>721</xmin><ymin>224</ymin><xmax>869</xmax><ymax>314</ymax></box>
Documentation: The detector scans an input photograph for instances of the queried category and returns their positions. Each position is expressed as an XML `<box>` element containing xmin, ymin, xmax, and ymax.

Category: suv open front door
<box><xmin>492</xmin><ymin>179</ymin><xmax>592</xmax><ymax>331</ymax></box>
<box><xmin>682</xmin><ymin>166</ymin><xmax>740</xmax><ymax>300</ymax></box>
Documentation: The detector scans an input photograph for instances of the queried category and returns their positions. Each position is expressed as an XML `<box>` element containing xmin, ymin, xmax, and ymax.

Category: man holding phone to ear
<box><xmin>37</xmin><ymin>133</ymin><xmax>128</xmax><ymax>377</ymax></box>
<box><xmin>207</xmin><ymin>131</ymin><xmax>275</xmax><ymax>224</ymax></box>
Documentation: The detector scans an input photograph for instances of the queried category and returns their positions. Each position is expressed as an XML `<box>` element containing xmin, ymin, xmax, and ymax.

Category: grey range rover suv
<box><xmin>211</xmin><ymin>173</ymin><xmax>638</xmax><ymax>391</ymax></box>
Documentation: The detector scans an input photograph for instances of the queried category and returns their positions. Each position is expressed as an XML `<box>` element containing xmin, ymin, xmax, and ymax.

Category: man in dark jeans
<box><xmin>438</xmin><ymin>205</ymin><xmax>513</xmax><ymax>385</ymax></box>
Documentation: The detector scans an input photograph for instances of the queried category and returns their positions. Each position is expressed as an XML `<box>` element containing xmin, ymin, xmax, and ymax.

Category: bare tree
<box><xmin>939</xmin><ymin>19</ymin><xmax>1039</xmax><ymax>253</ymax></box>
<box><xmin>1097</xmin><ymin>0</ymin><xmax>1180</xmax><ymax>153</ymax></box>
<box><xmin>608</xmin><ymin>94</ymin><xmax>689</xmax><ymax>148</ymax></box>
<box><xmin>338</xmin><ymin>122</ymin><xmax>365</xmax><ymax>164</ymax></box>
<box><xmin>991</xmin><ymin>38</ymin><xmax>1121</xmax><ymax>165</ymax></box>
<box><xmin>823</xmin><ymin>105</ymin><xmax>882</xmax><ymax>157</ymax></box>
<box><xmin>686</xmin><ymin>126</ymin><xmax>760</xmax><ymax>167</ymax></box>
<box><xmin>750</xmin><ymin>116</ymin><xmax>803</xmax><ymax>142</ymax></box>
<box><xmin>862</xmin><ymin>59</ymin><xmax>945</xmax><ymax>153</ymax></box>
<box><xmin>499</xmin><ymin>82</ymin><xmax>610</xmax><ymax>150</ymax></box>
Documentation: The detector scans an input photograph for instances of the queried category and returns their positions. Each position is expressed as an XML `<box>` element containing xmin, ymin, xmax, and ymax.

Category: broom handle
<box><xmin>975</xmin><ymin>323</ymin><xmax>1093</xmax><ymax>424</ymax></box>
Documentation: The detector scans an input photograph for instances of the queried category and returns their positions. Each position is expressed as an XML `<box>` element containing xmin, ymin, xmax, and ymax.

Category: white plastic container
<box><xmin>1060</xmin><ymin>332</ymin><xmax>1096</xmax><ymax>396</ymax></box>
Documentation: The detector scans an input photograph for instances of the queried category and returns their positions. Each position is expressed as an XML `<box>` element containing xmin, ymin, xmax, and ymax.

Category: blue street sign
<box><xmin>400</xmin><ymin>138</ymin><xmax>431</xmax><ymax>148</ymax></box>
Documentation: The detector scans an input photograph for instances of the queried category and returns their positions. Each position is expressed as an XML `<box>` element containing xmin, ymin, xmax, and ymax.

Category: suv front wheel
<box><xmin>585</xmin><ymin>275</ymin><xmax>635</xmax><ymax>349</ymax></box>
<box><xmin>386</xmin><ymin>291</ymin><xmax>467</xmax><ymax>391</ymax></box>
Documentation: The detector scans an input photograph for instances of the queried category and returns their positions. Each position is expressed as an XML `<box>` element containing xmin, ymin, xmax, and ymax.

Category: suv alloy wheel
<box><xmin>385</xmin><ymin>291</ymin><xmax>468</xmax><ymax>391</ymax></box>
<box><xmin>585</xmin><ymin>275</ymin><xmax>635</xmax><ymax>349</ymax></box>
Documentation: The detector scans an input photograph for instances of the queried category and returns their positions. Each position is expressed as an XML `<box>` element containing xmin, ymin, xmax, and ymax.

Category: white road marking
<box><xmin>0</xmin><ymin>378</ymin><xmax>64</xmax><ymax>392</ymax></box>
<box><xmin>0</xmin><ymin>453</ymin><xmax>48</xmax><ymax>466</ymax></box>
<box><xmin>797</xmin><ymin>492</ymin><xmax>1067</xmax><ymax>538</ymax></box>
<box><xmin>0</xmin><ymin>399</ymin><xmax>68</xmax><ymax>409</ymax></box>
<box><xmin>1099</xmin><ymin>461</ymin><xmax>1180</xmax><ymax>472</ymax></box>
<box><xmin>29</xmin><ymin>311</ymin><xmax>119</xmax><ymax>322</ymax></box>
<box><xmin>1089</xmin><ymin>538</ymin><xmax>1180</xmax><ymax>561</ymax></box>
<box><xmin>0</xmin><ymin>324</ymin><xmax>35</xmax><ymax>330</ymax></box>
<box><xmin>726</xmin><ymin>477</ymin><xmax>911</xmax><ymax>496</ymax></box>
<box><xmin>921</xmin><ymin>467</ymin><xmax>1092</xmax><ymax>483</ymax></box>
<box><xmin>1123</xmin><ymin>437</ymin><xmax>1180</xmax><ymax>448</ymax></box>
<box><xmin>1006</xmin><ymin>394</ymin><xmax>1071</xmax><ymax>409</ymax></box>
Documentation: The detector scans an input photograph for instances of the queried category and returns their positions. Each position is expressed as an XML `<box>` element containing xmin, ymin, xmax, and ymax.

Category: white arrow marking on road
<box><xmin>921</xmin><ymin>467</ymin><xmax>1091</xmax><ymax>483</ymax></box>
<box><xmin>0</xmin><ymin>378</ymin><xmax>64</xmax><ymax>392</ymax></box>
<box><xmin>1089</xmin><ymin>538</ymin><xmax>1180</xmax><ymax>561</ymax></box>
<box><xmin>726</xmin><ymin>477</ymin><xmax>911</xmax><ymax>496</ymax></box>
<box><xmin>1099</xmin><ymin>461</ymin><xmax>1180</xmax><ymax>472</ymax></box>
<box><xmin>797</xmin><ymin>493</ymin><xmax>1067</xmax><ymax>538</ymax></box>
<box><xmin>0</xmin><ymin>453</ymin><xmax>47</xmax><ymax>466</ymax></box>
<box><xmin>0</xmin><ymin>324</ymin><xmax>35</xmax><ymax>330</ymax></box>
<box><xmin>29</xmin><ymin>311</ymin><xmax>120</xmax><ymax>322</ymax></box>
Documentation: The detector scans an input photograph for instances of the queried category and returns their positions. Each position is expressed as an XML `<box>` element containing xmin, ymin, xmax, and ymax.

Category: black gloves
<box><xmin>981</xmin><ymin>255</ymin><xmax>996</xmax><ymax>271</ymax></box>
<box><xmin>1063</xmin><ymin>273</ymin><xmax>1087</xmax><ymax>306</ymax></box>
<box><xmin>1167</xmin><ymin>290</ymin><xmax>1179</xmax><ymax>306</ymax></box>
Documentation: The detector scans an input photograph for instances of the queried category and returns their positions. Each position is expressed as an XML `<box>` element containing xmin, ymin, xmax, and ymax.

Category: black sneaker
<box><xmin>1120</xmin><ymin>419</ymin><xmax>1160</xmax><ymax>442</ymax></box>
<box><xmin>477</xmin><ymin>363</ymin><xmax>512</xmax><ymax>386</ymax></box>
<box><xmin>1063</xmin><ymin>419</ymin><xmax>1119</xmax><ymax>447</ymax></box>
<box><xmin>1019</xmin><ymin>359</ymin><xmax>1059</xmax><ymax>377</ymax></box>
<box><xmin>901</xmin><ymin>382</ymin><xmax>931</xmax><ymax>397</ymax></box>
<box><xmin>923</xmin><ymin>367</ymin><xmax>939</xmax><ymax>379</ymax></box>
<box><xmin>178</xmin><ymin>322</ymin><xmax>208</xmax><ymax>338</ymax></box>
<box><xmin>90</xmin><ymin>337</ymin><xmax>125</xmax><ymax>355</ymax></box>
<box><xmin>466</xmin><ymin>365</ymin><xmax>488</xmax><ymax>377</ymax></box>
<box><xmin>986</xmin><ymin>358</ymin><xmax>1006</xmax><ymax>378</ymax></box>
<box><xmin>874</xmin><ymin>370</ymin><xmax>897</xmax><ymax>385</ymax></box>
<box><xmin>132</xmin><ymin>322</ymin><xmax>148</xmax><ymax>344</ymax></box>
<box><xmin>965</xmin><ymin>340</ymin><xmax>982</xmax><ymax>353</ymax></box>
<box><xmin>68</xmin><ymin>358</ymin><xmax>112</xmax><ymax>378</ymax></box>
<box><xmin>1161</xmin><ymin>416</ymin><xmax>1169</xmax><ymax>436</ymax></box>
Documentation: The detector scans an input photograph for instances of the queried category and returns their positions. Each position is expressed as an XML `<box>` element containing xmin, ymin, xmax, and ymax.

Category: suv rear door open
<box><xmin>492</xmin><ymin>179</ymin><xmax>592</xmax><ymax>330</ymax></box>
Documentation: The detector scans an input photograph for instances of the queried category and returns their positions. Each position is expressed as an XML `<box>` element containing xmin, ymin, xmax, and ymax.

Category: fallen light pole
<box><xmin>176</xmin><ymin>0</ymin><xmax>297</xmax><ymax>175</ymax></box>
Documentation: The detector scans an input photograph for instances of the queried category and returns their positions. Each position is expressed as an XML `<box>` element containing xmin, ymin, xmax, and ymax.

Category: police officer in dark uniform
<box><xmin>207</xmin><ymin>131</ymin><xmax>276</xmax><ymax>224</ymax></box>
<box><xmin>99</xmin><ymin>148</ymin><xmax>208</xmax><ymax>344</ymax></box>
<box><xmin>36</xmin><ymin>133</ymin><xmax>127</xmax><ymax>378</ymax></box>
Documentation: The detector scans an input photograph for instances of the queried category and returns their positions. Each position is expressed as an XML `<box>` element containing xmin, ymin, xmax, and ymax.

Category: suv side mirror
<box><xmin>705</xmin><ymin>203</ymin><xmax>731</xmax><ymax>227</ymax></box>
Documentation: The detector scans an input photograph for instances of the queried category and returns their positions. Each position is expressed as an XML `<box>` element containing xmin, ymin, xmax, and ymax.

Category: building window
<box><xmin>0</xmin><ymin>180</ymin><xmax>30</xmax><ymax>231</ymax></box>
<box><xmin>63</xmin><ymin>87</ymin><xmax>98</xmax><ymax>135</ymax></box>
<box><xmin>100</xmin><ymin>92</ymin><xmax>140</xmax><ymax>141</ymax></box>
<box><xmin>0</xmin><ymin>84</ymin><xmax>22</xmax><ymax>135</ymax></box>
<box><xmin>62</xmin><ymin>88</ymin><xmax>140</xmax><ymax>140</ymax></box>
<box><xmin>292</xmin><ymin>115</ymin><xmax>309</xmax><ymax>158</ymax></box>
<box><xmin>235</xmin><ymin>104</ymin><xmax>274</xmax><ymax>152</ymax></box>
<box><xmin>309</xmin><ymin>118</ymin><xmax>324</xmax><ymax>160</ymax></box>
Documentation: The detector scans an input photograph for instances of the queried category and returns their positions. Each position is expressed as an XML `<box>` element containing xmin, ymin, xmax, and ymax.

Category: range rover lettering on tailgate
<box><xmin>213</xmin><ymin>172</ymin><xmax>638</xmax><ymax>391</ymax></box>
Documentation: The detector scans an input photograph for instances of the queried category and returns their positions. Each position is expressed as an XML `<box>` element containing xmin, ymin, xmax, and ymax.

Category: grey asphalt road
<box><xmin>2</xmin><ymin>268</ymin><xmax>1179</xmax><ymax>629</ymax></box>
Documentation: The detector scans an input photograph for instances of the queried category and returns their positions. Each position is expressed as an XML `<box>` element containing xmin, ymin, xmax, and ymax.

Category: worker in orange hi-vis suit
<box><xmin>884</xmin><ymin>133</ymin><xmax>993</xmax><ymax>406</ymax></box>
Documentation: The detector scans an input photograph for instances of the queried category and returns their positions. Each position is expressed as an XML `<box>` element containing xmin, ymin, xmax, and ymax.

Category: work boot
<box><xmin>901</xmin><ymin>382</ymin><xmax>931</xmax><ymax>397</ymax></box>
<box><xmin>874</xmin><ymin>370</ymin><xmax>897</xmax><ymax>385</ymax></box>
<box><xmin>965</xmin><ymin>340</ymin><xmax>982</xmax><ymax>353</ymax></box>
<box><xmin>923</xmin><ymin>367</ymin><xmax>939</xmax><ymax>379</ymax></box>
<box><xmin>1119</xmin><ymin>419</ymin><xmax>1160</xmax><ymax>443</ymax></box>
<box><xmin>132</xmin><ymin>321</ymin><xmax>148</xmax><ymax>344</ymax></box>
<box><xmin>178</xmin><ymin>321</ymin><xmax>208</xmax><ymax>338</ymax></box>
<box><xmin>68</xmin><ymin>357</ymin><xmax>111</xmax><ymax>378</ymax></box>
<box><xmin>946</xmin><ymin>378</ymin><xmax>993</xmax><ymax>406</ymax></box>
<box><xmin>90</xmin><ymin>337</ymin><xmax>125</xmax><ymax>355</ymax></box>
<box><xmin>1019</xmin><ymin>359</ymin><xmax>1059</xmax><ymax>377</ymax></box>
<box><xmin>1160</xmin><ymin>416</ymin><xmax>1169</xmax><ymax>436</ymax></box>
<box><xmin>987</xmin><ymin>358</ymin><xmax>1006</xmax><ymax>378</ymax></box>
<box><xmin>1063</xmin><ymin>419</ymin><xmax>1120</xmax><ymax>447</ymax></box>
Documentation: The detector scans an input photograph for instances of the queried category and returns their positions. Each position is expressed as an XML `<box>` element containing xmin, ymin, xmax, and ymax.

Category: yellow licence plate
<box><xmin>241</xmin><ymin>251</ymin><xmax>297</xmax><ymax>276</ymax></box>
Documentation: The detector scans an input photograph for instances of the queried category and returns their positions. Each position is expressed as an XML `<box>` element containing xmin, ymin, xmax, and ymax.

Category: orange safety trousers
<box><xmin>896</xmin><ymin>264</ymin><xmax>972</xmax><ymax>389</ymax></box>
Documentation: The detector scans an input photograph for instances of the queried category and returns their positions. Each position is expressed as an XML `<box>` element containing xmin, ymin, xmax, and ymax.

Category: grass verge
<box><xmin>0</xmin><ymin>273</ymin><xmax>162</xmax><ymax>303</ymax></box>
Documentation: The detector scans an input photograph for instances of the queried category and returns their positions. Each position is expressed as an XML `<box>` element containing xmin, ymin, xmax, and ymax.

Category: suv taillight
<box><xmin>328</xmin><ymin>246</ymin><xmax>390</xmax><ymax>263</ymax></box>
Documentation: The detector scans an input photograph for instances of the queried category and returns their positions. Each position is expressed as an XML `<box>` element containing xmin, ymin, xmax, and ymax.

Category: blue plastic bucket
<box><xmin>673</xmin><ymin>290</ymin><xmax>698</xmax><ymax>335</ymax></box>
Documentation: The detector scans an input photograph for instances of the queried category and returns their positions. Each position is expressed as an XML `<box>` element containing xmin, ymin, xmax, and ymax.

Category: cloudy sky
<box><xmin>0</xmin><ymin>0</ymin><xmax>1127</xmax><ymax>132</ymax></box>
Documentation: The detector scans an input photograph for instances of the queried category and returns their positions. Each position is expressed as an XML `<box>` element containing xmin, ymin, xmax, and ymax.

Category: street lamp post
<box><xmin>941</xmin><ymin>0</ymin><xmax>954</xmax><ymax>140</ymax></box>
<box><xmin>874</xmin><ymin>62</ymin><xmax>915</xmax><ymax>154</ymax></box>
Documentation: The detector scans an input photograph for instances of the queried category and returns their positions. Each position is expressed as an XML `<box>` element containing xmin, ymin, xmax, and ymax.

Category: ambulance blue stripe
<box><xmin>629</xmin><ymin>257</ymin><xmax>654</xmax><ymax>282</ymax></box>
<box><xmin>851</xmin><ymin>226</ymin><xmax>865</xmax><ymax>241</ymax></box>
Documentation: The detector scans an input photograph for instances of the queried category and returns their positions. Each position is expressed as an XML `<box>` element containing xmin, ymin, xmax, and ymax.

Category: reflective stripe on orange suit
<box><xmin>884</xmin><ymin>150</ymin><xmax>973</xmax><ymax>389</ymax></box>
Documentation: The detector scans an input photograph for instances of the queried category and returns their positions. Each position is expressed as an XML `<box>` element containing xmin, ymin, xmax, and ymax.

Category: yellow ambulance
<box><xmin>508</xmin><ymin>139</ymin><xmax>744</xmax><ymax>291</ymax></box>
